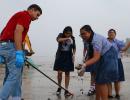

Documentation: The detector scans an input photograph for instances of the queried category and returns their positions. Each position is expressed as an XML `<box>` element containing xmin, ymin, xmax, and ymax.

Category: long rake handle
<box><xmin>25</xmin><ymin>58</ymin><xmax>73</xmax><ymax>95</ymax></box>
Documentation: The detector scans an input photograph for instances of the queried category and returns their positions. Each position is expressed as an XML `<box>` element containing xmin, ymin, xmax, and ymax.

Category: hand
<box><xmin>75</xmin><ymin>64</ymin><xmax>82</xmax><ymax>70</ymax></box>
<box><xmin>28</xmin><ymin>50</ymin><xmax>35</xmax><ymax>56</ymax></box>
<box><xmin>24</xmin><ymin>50</ymin><xmax>35</xmax><ymax>56</ymax></box>
<box><xmin>68</xmin><ymin>37</ymin><xmax>73</xmax><ymax>44</ymax></box>
<box><xmin>78</xmin><ymin>63</ymin><xmax>86</xmax><ymax>76</ymax></box>
<box><xmin>15</xmin><ymin>50</ymin><xmax>24</xmax><ymax>68</ymax></box>
<box><xmin>65</xmin><ymin>37</ymin><xmax>70</xmax><ymax>41</ymax></box>
<box><xmin>30</xmin><ymin>50</ymin><xmax>35</xmax><ymax>55</ymax></box>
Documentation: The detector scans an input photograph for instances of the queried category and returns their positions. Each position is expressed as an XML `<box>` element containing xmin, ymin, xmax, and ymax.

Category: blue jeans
<box><xmin>0</xmin><ymin>42</ymin><xmax>23</xmax><ymax>100</ymax></box>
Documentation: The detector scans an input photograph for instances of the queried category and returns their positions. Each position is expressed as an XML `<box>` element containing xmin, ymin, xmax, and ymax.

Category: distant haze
<box><xmin>0</xmin><ymin>0</ymin><xmax>130</xmax><ymax>61</ymax></box>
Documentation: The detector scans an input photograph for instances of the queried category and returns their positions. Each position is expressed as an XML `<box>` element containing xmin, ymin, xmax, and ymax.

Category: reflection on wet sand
<box><xmin>0</xmin><ymin>56</ymin><xmax>130</xmax><ymax>100</ymax></box>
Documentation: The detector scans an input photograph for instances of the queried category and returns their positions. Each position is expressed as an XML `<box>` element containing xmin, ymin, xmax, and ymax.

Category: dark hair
<box><xmin>80</xmin><ymin>25</ymin><xmax>94</xmax><ymax>34</ymax></box>
<box><xmin>63</xmin><ymin>26</ymin><xmax>74</xmax><ymax>38</ymax></box>
<box><xmin>63</xmin><ymin>26</ymin><xmax>72</xmax><ymax>34</ymax></box>
<box><xmin>80</xmin><ymin>25</ymin><xmax>94</xmax><ymax>42</ymax></box>
<box><xmin>81</xmin><ymin>25</ymin><xmax>94</xmax><ymax>59</ymax></box>
<box><xmin>28</xmin><ymin>4</ymin><xmax>42</xmax><ymax>14</ymax></box>
<box><xmin>108</xmin><ymin>29</ymin><xmax>116</xmax><ymax>35</ymax></box>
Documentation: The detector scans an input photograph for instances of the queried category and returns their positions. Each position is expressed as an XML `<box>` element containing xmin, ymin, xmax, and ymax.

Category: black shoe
<box><xmin>64</xmin><ymin>90</ymin><xmax>71</xmax><ymax>97</ymax></box>
<box><xmin>108</xmin><ymin>95</ymin><xmax>114</xmax><ymax>99</ymax></box>
<box><xmin>115</xmin><ymin>95</ymin><xmax>120</xmax><ymax>99</ymax></box>
<box><xmin>56</xmin><ymin>88</ymin><xmax>61</xmax><ymax>95</ymax></box>
<box><xmin>21</xmin><ymin>98</ymin><xmax>24</xmax><ymax>100</ymax></box>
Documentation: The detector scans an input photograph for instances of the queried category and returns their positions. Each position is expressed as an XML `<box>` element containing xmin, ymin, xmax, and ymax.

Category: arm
<box><xmin>84</xmin><ymin>50</ymin><xmax>100</xmax><ymax>67</ymax></box>
<box><xmin>57</xmin><ymin>37</ymin><xmax>69</xmax><ymax>43</ymax></box>
<box><xmin>84</xmin><ymin>39</ymin><xmax>102</xmax><ymax>67</ymax></box>
<box><xmin>121</xmin><ymin>42</ymin><xmax>130</xmax><ymax>51</ymax></box>
<box><xmin>14</xmin><ymin>24</ymin><xmax>24</xmax><ymax>50</ymax></box>
<box><xmin>14</xmin><ymin>24</ymin><xmax>25</xmax><ymax>68</ymax></box>
<box><xmin>56</xmin><ymin>33</ymin><xmax>69</xmax><ymax>43</ymax></box>
<box><xmin>78</xmin><ymin>50</ymin><xmax>100</xmax><ymax>76</ymax></box>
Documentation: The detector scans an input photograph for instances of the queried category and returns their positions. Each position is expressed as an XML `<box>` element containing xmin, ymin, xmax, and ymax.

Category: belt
<box><xmin>0</xmin><ymin>40</ymin><xmax>14</xmax><ymax>43</ymax></box>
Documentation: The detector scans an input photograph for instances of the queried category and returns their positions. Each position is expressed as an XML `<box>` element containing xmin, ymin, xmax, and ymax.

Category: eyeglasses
<box><xmin>79</xmin><ymin>32</ymin><xmax>86</xmax><ymax>37</ymax></box>
<box><xmin>79</xmin><ymin>34</ymin><xmax>85</xmax><ymax>38</ymax></box>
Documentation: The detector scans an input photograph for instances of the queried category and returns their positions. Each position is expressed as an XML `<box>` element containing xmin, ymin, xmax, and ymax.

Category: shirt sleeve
<box><xmin>17</xmin><ymin>14</ymin><xmax>31</xmax><ymax>29</ymax></box>
<box><xmin>116</xmin><ymin>39</ymin><xmax>125</xmax><ymax>50</ymax></box>
<box><xmin>92</xmin><ymin>39</ymin><xmax>102</xmax><ymax>53</ymax></box>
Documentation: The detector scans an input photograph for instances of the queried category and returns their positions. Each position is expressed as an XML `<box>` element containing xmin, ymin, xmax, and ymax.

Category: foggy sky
<box><xmin>0</xmin><ymin>0</ymin><xmax>130</xmax><ymax>59</ymax></box>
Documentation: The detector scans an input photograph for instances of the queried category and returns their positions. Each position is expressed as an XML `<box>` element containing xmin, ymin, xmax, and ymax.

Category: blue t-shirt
<box><xmin>84</xmin><ymin>33</ymin><xmax>112</xmax><ymax>56</ymax></box>
<box><xmin>109</xmin><ymin>39</ymin><xmax>125</xmax><ymax>58</ymax></box>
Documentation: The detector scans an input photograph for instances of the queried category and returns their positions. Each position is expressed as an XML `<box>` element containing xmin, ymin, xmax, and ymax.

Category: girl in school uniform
<box><xmin>78</xmin><ymin>25</ymin><xmax>119</xmax><ymax>100</ymax></box>
<box><xmin>53</xmin><ymin>26</ymin><xmax>76</xmax><ymax>96</ymax></box>
<box><xmin>107</xmin><ymin>29</ymin><xmax>130</xmax><ymax>99</ymax></box>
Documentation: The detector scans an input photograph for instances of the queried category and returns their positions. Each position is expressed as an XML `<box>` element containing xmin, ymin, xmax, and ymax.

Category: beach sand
<box><xmin>0</xmin><ymin>56</ymin><xmax>130</xmax><ymax>100</ymax></box>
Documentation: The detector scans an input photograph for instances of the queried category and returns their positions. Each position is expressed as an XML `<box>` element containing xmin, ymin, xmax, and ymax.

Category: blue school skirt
<box><xmin>95</xmin><ymin>46</ymin><xmax>119</xmax><ymax>84</ymax></box>
<box><xmin>86</xmin><ymin>63</ymin><xmax>96</xmax><ymax>73</ymax></box>
<box><xmin>53</xmin><ymin>51</ymin><xmax>74</xmax><ymax>72</ymax></box>
<box><xmin>117</xmin><ymin>58</ymin><xmax>125</xmax><ymax>81</ymax></box>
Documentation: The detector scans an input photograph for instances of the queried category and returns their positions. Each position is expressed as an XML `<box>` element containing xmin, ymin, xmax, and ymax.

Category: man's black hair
<box><xmin>28</xmin><ymin>4</ymin><xmax>42</xmax><ymax>14</ymax></box>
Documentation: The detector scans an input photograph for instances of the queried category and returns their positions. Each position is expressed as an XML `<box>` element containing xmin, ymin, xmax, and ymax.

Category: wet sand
<box><xmin>0</xmin><ymin>56</ymin><xmax>130</xmax><ymax>100</ymax></box>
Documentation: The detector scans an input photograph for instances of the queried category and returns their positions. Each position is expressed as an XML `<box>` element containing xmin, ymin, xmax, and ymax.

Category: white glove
<box><xmin>78</xmin><ymin>63</ymin><xmax>86</xmax><ymax>76</ymax></box>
